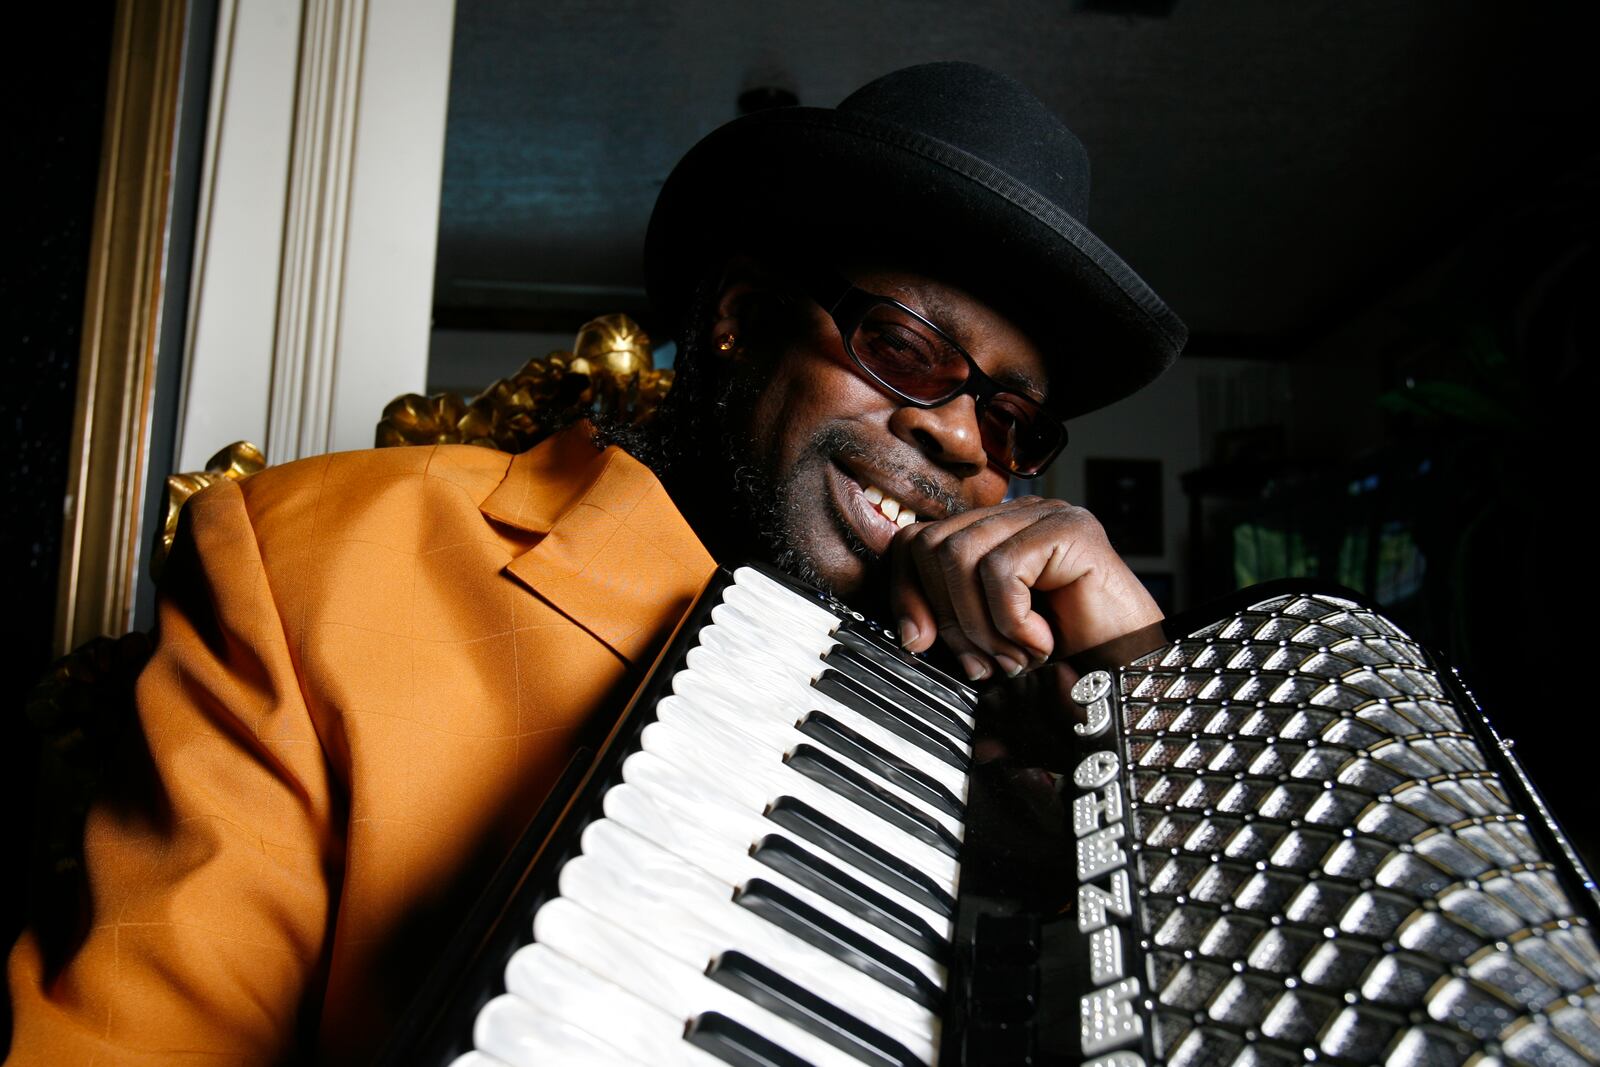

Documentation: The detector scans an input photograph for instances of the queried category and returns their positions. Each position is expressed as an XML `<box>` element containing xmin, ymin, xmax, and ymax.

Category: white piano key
<box><xmin>560</xmin><ymin>821</ymin><xmax>939</xmax><ymax>1062</ymax></box>
<box><xmin>620</xmin><ymin>749</ymin><xmax>953</xmax><ymax>937</ymax></box>
<box><xmin>473</xmin><ymin>993</ymin><xmax>643</xmax><ymax>1067</ymax></box>
<box><xmin>719</xmin><ymin>579</ymin><xmax>977</xmax><ymax>747</ymax></box>
<box><xmin>659</xmin><ymin>679</ymin><xmax>964</xmax><ymax>860</ymax></box>
<box><xmin>677</xmin><ymin>643</ymin><xmax>969</xmax><ymax>799</ymax></box>
<box><xmin>531</xmin><ymin>897</ymin><xmax>873</xmax><ymax>1067</ymax></box>
<box><xmin>709</xmin><ymin>600</ymin><xmax>837</xmax><ymax>659</ymax></box>
<box><xmin>641</xmin><ymin>711</ymin><xmax>960</xmax><ymax>891</ymax></box>
<box><xmin>664</xmin><ymin>676</ymin><xmax>965</xmax><ymax>852</ymax></box>
<box><xmin>691</xmin><ymin>617</ymin><xmax>975</xmax><ymax>787</ymax></box>
<box><xmin>674</xmin><ymin>659</ymin><xmax>968</xmax><ymax>825</ymax></box>
<box><xmin>603</xmin><ymin>779</ymin><xmax>946</xmax><ymax>986</ymax></box>
<box><xmin>729</xmin><ymin>565</ymin><xmax>979</xmax><ymax>713</ymax></box>
<box><xmin>729</xmin><ymin>566</ymin><xmax>842</xmax><ymax>632</ymax></box>
<box><xmin>501</xmin><ymin>943</ymin><xmax>724</xmax><ymax>1067</ymax></box>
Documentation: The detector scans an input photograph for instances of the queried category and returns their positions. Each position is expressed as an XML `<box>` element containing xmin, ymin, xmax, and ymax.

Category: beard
<box><xmin>597</xmin><ymin>346</ymin><xmax>877</xmax><ymax>598</ymax></box>
<box><xmin>724</xmin><ymin>423</ymin><xmax>875</xmax><ymax>597</ymax></box>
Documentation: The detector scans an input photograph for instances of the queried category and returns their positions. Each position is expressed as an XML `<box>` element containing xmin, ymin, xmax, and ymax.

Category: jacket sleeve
<box><xmin>6</xmin><ymin>480</ymin><xmax>341</xmax><ymax>1065</ymax></box>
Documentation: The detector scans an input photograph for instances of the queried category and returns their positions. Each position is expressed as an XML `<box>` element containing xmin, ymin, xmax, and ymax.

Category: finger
<box><xmin>886</xmin><ymin>506</ymin><xmax>1013</xmax><ymax>654</ymax></box>
<box><xmin>895</xmin><ymin>520</ymin><xmax>1001</xmax><ymax>679</ymax></box>
<box><xmin>976</xmin><ymin>537</ymin><xmax>1057</xmax><ymax>663</ymax></box>
<box><xmin>887</xmin><ymin>523</ymin><xmax>938</xmax><ymax>653</ymax></box>
<box><xmin>1028</xmin><ymin>507</ymin><xmax>1163</xmax><ymax>654</ymax></box>
<box><xmin>925</xmin><ymin>508</ymin><xmax>1055</xmax><ymax>673</ymax></box>
<box><xmin>908</xmin><ymin>506</ymin><xmax>1058</xmax><ymax>677</ymax></box>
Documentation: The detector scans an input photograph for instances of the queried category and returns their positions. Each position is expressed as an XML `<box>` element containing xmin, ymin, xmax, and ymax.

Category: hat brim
<box><xmin>645</xmin><ymin>107</ymin><xmax>1187</xmax><ymax>419</ymax></box>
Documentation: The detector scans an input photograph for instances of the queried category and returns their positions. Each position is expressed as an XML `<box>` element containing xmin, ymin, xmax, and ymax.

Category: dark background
<box><xmin>3</xmin><ymin>0</ymin><xmax>118</xmax><ymax>983</ymax></box>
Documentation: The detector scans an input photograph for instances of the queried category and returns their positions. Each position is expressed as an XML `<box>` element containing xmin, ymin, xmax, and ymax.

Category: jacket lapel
<box><xmin>481</xmin><ymin>427</ymin><xmax>715</xmax><ymax>664</ymax></box>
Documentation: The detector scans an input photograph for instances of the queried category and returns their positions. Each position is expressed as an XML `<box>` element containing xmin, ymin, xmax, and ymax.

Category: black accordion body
<box><xmin>386</xmin><ymin>567</ymin><xmax>1600</xmax><ymax>1067</ymax></box>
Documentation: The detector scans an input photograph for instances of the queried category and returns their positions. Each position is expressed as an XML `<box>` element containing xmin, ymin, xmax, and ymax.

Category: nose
<box><xmin>889</xmin><ymin>392</ymin><xmax>989</xmax><ymax>478</ymax></box>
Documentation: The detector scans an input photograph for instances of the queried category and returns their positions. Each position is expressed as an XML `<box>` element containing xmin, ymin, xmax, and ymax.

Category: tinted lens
<box><xmin>978</xmin><ymin>392</ymin><xmax>1063</xmax><ymax>477</ymax></box>
<box><xmin>848</xmin><ymin>305</ymin><xmax>968</xmax><ymax>401</ymax></box>
<box><xmin>844</xmin><ymin>298</ymin><xmax>1065</xmax><ymax>476</ymax></box>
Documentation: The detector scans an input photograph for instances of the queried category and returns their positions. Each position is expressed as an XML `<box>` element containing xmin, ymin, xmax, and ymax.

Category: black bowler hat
<box><xmin>644</xmin><ymin>61</ymin><xmax>1187</xmax><ymax>418</ymax></box>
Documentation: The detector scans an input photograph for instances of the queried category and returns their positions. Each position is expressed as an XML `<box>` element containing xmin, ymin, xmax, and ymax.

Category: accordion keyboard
<box><xmin>453</xmin><ymin>565</ymin><xmax>978</xmax><ymax>1067</ymax></box>
<box><xmin>396</xmin><ymin>572</ymin><xmax>1600</xmax><ymax>1067</ymax></box>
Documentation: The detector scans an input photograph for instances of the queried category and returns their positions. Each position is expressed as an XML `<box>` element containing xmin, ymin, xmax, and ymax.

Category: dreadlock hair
<box><xmin>589</xmin><ymin>268</ymin><xmax>727</xmax><ymax>475</ymax></box>
<box><xmin>589</xmin><ymin>257</ymin><xmax>841</xmax><ymax>586</ymax></box>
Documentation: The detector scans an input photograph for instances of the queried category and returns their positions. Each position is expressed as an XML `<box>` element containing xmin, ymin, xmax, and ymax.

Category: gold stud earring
<box><xmin>715</xmin><ymin>332</ymin><xmax>739</xmax><ymax>353</ymax></box>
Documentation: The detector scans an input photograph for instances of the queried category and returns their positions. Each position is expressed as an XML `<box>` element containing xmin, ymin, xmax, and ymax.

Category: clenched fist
<box><xmin>889</xmin><ymin>496</ymin><xmax>1161</xmax><ymax>681</ymax></box>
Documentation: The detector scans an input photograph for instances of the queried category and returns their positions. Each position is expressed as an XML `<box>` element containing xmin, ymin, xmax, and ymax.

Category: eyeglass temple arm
<box><xmin>791</xmin><ymin>262</ymin><xmax>855</xmax><ymax>316</ymax></box>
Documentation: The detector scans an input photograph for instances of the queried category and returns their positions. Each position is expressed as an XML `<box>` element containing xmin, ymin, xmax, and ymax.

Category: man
<box><xmin>6</xmin><ymin>62</ymin><xmax>1183</xmax><ymax>1063</ymax></box>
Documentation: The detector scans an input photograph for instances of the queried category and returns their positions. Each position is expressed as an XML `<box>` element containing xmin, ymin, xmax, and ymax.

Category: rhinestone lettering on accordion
<box><xmin>1073</xmin><ymin>590</ymin><xmax>1600</xmax><ymax>1067</ymax></box>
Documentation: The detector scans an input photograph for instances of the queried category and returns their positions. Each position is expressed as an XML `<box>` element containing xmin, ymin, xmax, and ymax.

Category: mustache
<box><xmin>810</xmin><ymin>425</ymin><xmax>967</xmax><ymax>519</ymax></box>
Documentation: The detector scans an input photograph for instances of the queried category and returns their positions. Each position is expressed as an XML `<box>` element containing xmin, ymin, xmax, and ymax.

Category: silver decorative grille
<box><xmin>1115</xmin><ymin>592</ymin><xmax>1600</xmax><ymax>1067</ymax></box>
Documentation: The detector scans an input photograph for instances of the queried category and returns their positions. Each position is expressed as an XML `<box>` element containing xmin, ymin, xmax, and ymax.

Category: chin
<box><xmin>783</xmin><ymin>496</ymin><xmax>886</xmax><ymax>608</ymax></box>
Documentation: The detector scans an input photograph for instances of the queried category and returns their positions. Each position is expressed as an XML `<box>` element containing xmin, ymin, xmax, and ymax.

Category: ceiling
<box><xmin>432</xmin><ymin>0</ymin><xmax>1588</xmax><ymax>347</ymax></box>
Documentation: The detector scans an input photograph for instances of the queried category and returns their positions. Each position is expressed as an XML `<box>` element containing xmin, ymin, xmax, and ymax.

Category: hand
<box><xmin>889</xmin><ymin>496</ymin><xmax>1162</xmax><ymax>680</ymax></box>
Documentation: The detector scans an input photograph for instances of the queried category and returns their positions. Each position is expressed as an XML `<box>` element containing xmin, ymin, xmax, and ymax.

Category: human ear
<box><xmin>709</xmin><ymin>256</ymin><xmax>798</xmax><ymax>357</ymax></box>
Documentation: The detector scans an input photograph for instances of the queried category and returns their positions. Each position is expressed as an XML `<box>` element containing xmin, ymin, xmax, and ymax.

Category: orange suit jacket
<box><xmin>6</xmin><ymin>428</ymin><xmax>716</xmax><ymax>1064</ymax></box>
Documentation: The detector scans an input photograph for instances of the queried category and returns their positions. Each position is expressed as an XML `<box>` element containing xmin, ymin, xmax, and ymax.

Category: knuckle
<box><xmin>1048</xmin><ymin>501</ymin><xmax>1106</xmax><ymax>536</ymax></box>
<box><xmin>976</xmin><ymin>546</ymin><xmax>1012</xmax><ymax>585</ymax></box>
<box><xmin>940</xmin><ymin>526</ymin><xmax>982</xmax><ymax>562</ymax></box>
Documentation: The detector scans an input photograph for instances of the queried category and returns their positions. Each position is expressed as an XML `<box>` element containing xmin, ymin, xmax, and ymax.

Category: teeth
<box><xmin>860</xmin><ymin>480</ymin><xmax>918</xmax><ymax>528</ymax></box>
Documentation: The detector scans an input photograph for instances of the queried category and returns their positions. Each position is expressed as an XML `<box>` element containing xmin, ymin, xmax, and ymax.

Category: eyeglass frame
<box><xmin>797</xmin><ymin>266</ymin><xmax>1069</xmax><ymax>477</ymax></box>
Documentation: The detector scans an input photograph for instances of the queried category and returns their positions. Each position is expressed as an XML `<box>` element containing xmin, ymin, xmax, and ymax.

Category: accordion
<box><xmin>385</xmin><ymin>566</ymin><xmax>1600</xmax><ymax>1067</ymax></box>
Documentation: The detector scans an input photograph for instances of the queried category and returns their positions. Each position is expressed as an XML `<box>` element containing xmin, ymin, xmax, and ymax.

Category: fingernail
<box><xmin>995</xmin><ymin>654</ymin><xmax>1025</xmax><ymax>678</ymax></box>
<box><xmin>899</xmin><ymin>618</ymin><xmax>920</xmax><ymax>649</ymax></box>
<box><xmin>960</xmin><ymin>654</ymin><xmax>991</xmax><ymax>681</ymax></box>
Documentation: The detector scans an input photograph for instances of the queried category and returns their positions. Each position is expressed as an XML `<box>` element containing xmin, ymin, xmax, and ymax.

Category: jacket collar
<box><xmin>481</xmin><ymin>426</ymin><xmax>715</xmax><ymax>664</ymax></box>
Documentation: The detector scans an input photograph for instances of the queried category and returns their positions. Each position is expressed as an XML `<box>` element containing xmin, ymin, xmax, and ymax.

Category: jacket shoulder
<box><xmin>241</xmin><ymin>444</ymin><xmax>513</xmax><ymax>504</ymax></box>
<box><xmin>182</xmin><ymin>444</ymin><xmax>516</xmax><ymax>555</ymax></box>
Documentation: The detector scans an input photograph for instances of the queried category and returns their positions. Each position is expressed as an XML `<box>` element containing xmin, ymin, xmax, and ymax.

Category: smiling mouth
<box><xmin>830</xmin><ymin>463</ymin><xmax>923</xmax><ymax>556</ymax></box>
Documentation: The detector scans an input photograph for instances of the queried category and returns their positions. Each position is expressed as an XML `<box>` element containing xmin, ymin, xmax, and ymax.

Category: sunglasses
<box><xmin>800</xmin><ymin>268</ymin><xmax>1068</xmax><ymax>477</ymax></box>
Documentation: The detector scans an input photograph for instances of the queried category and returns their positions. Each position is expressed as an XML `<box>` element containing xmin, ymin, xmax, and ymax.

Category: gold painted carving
<box><xmin>152</xmin><ymin>315</ymin><xmax>671</xmax><ymax>574</ymax></box>
<box><xmin>376</xmin><ymin>313</ymin><xmax>673</xmax><ymax>452</ymax></box>
<box><xmin>151</xmin><ymin>442</ymin><xmax>266</xmax><ymax>577</ymax></box>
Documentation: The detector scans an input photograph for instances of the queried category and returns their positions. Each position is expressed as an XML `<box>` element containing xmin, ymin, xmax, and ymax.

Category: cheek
<box><xmin>746</xmin><ymin>352</ymin><xmax>886</xmax><ymax>468</ymax></box>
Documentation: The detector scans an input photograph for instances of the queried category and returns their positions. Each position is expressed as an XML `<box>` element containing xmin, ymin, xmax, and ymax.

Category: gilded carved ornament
<box><xmin>155</xmin><ymin>314</ymin><xmax>670</xmax><ymax>575</ymax></box>
<box><xmin>375</xmin><ymin>313</ymin><xmax>670</xmax><ymax>451</ymax></box>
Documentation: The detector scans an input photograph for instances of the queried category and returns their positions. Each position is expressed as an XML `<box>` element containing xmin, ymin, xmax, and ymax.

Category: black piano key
<box><xmin>821</xmin><ymin>645</ymin><xmax>972</xmax><ymax>743</ymax></box>
<box><xmin>765</xmin><ymin>796</ymin><xmax>956</xmax><ymax>917</ymax></box>
<box><xmin>707</xmin><ymin>951</ymin><xmax>921</xmax><ymax>1067</ymax></box>
<box><xmin>832</xmin><ymin>624</ymin><xmax>976</xmax><ymax>712</ymax></box>
<box><xmin>685</xmin><ymin>1010</ymin><xmax>810</xmax><ymax>1067</ymax></box>
<box><xmin>736</xmin><ymin>878</ymin><xmax>944</xmax><ymax>1012</ymax></box>
<box><xmin>799</xmin><ymin>710</ymin><xmax>965</xmax><ymax>820</ymax></box>
<box><xmin>750</xmin><ymin>834</ymin><xmax>949</xmax><ymax>963</ymax></box>
<box><xmin>785</xmin><ymin>744</ymin><xmax>961</xmax><ymax>859</ymax></box>
<box><xmin>812</xmin><ymin>669</ymin><xmax>969</xmax><ymax>771</ymax></box>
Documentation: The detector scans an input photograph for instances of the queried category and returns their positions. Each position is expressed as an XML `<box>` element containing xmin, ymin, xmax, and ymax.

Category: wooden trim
<box><xmin>55</xmin><ymin>0</ymin><xmax>189</xmax><ymax>654</ymax></box>
<box><xmin>268</xmin><ymin>0</ymin><xmax>369</xmax><ymax>462</ymax></box>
